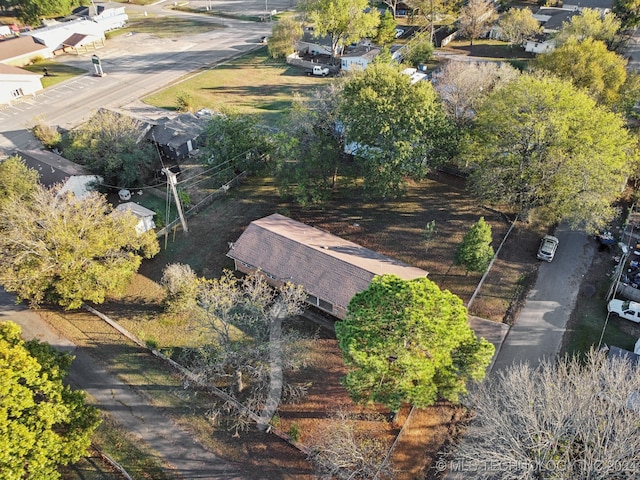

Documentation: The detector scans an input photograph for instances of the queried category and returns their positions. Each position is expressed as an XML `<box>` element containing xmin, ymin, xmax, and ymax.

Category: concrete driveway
<box><xmin>492</xmin><ymin>225</ymin><xmax>595</xmax><ymax>371</ymax></box>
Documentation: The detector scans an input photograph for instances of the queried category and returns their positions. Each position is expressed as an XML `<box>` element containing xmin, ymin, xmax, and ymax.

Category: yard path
<box><xmin>0</xmin><ymin>288</ymin><xmax>248</xmax><ymax>480</ymax></box>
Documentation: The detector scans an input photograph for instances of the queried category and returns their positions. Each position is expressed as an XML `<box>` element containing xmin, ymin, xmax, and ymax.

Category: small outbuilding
<box><xmin>114</xmin><ymin>202</ymin><xmax>156</xmax><ymax>234</ymax></box>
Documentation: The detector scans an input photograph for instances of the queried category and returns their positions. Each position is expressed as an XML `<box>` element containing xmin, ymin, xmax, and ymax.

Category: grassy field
<box><xmin>143</xmin><ymin>49</ymin><xmax>332</xmax><ymax>124</ymax></box>
<box><xmin>22</xmin><ymin>60</ymin><xmax>88</xmax><ymax>88</ymax></box>
<box><xmin>109</xmin><ymin>15</ymin><xmax>222</xmax><ymax>39</ymax></box>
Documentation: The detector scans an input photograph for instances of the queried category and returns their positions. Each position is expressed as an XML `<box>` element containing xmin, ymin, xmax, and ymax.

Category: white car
<box><xmin>536</xmin><ymin>235</ymin><xmax>559</xmax><ymax>262</ymax></box>
<box><xmin>395</xmin><ymin>28</ymin><xmax>404</xmax><ymax>38</ymax></box>
<box><xmin>608</xmin><ymin>299</ymin><xmax>640</xmax><ymax>323</ymax></box>
<box><xmin>635</xmin><ymin>336</ymin><xmax>640</xmax><ymax>354</ymax></box>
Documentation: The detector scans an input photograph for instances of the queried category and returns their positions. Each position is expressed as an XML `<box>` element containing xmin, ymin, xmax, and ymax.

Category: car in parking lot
<box><xmin>395</xmin><ymin>28</ymin><xmax>404</xmax><ymax>38</ymax></box>
<box><xmin>608</xmin><ymin>299</ymin><xmax>640</xmax><ymax>323</ymax></box>
<box><xmin>537</xmin><ymin>235</ymin><xmax>559</xmax><ymax>262</ymax></box>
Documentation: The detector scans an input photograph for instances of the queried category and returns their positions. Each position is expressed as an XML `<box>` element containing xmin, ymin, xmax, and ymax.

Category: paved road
<box><xmin>0</xmin><ymin>288</ymin><xmax>247</xmax><ymax>479</ymax></box>
<box><xmin>492</xmin><ymin>225</ymin><xmax>595</xmax><ymax>371</ymax></box>
<box><xmin>0</xmin><ymin>4</ymin><xmax>274</xmax><ymax>153</ymax></box>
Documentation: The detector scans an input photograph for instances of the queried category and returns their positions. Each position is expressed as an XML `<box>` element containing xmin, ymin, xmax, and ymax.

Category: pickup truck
<box><xmin>307</xmin><ymin>65</ymin><xmax>330</xmax><ymax>77</ymax></box>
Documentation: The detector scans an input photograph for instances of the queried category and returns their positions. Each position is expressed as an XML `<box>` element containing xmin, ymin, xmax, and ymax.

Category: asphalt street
<box><xmin>0</xmin><ymin>3</ymin><xmax>274</xmax><ymax>153</ymax></box>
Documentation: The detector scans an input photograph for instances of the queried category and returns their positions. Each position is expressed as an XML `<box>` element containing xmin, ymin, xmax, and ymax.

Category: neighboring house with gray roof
<box><xmin>16</xmin><ymin>149</ymin><xmax>102</xmax><ymax>200</ymax></box>
<box><xmin>227</xmin><ymin>213</ymin><xmax>429</xmax><ymax>319</ymax></box>
<box><xmin>146</xmin><ymin>112</ymin><xmax>209</xmax><ymax>162</ymax></box>
<box><xmin>562</xmin><ymin>0</ymin><xmax>614</xmax><ymax>13</ymax></box>
<box><xmin>340</xmin><ymin>45</ymin><xmax>381</xmax><ymax>71</ymax></box>
<box><xmin>0</xmin><ymin>64</ymin><xmax>42</xmax><ymax>104</ymax></box>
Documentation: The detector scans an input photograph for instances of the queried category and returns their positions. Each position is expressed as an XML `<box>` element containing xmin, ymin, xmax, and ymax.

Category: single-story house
<box><xmin>227</xmin><ymin>213</ymin><xmax>429</xmax><ymax>319</ymax></box>
<box><xmin>23</xmin><ymin>19</ymin><xmax>107</xmax><ymax>55</ymax></box>
<box><xmin>0</xmin><ymin>36</ymin><xmax>51</xmax><ymax>66</ymax></box>
<box><xmin>68</xmin><ymin>5</ymin><xmax>128</xmax><ymax>31</ymax></box>
<box><xmin>296</xmin><ymin>29</ymin><xmax>333</xmax><ymax>56</ymax></box>
<box><xmin>0</xmin><ymin>64</ymin><xmax>42</xmax><ymax>104</ymax></box>
<box><xmin>340</xmin><ymin>45</ymin><xmax>381</xmax><ymax>71</ymax></box>
<box><xmin>534</xmin><ymin>7</ymin><xmax>577</xmax><ymax>33</ymax></box>
<box><xmin>563</xmin><ymin>0</ymin><xmax>613</xmax><ymax>13</ymax></box>
<box><xmin>524</xmin><ymin>35</ymin><xmax>556</xmax><ymax>54</ymax></box>
<box><xmin>16</xmin><ymin>149</ymin><xmax>102</xmax><ymax>200</ymax></box>
<box><xmin>146</xmin><ymin>111</ymin><xmax>210</xmax><ymax>162</ymax></box>
<box><xmin>114</xmin><ymin>202</ymin><xmax>156</xmax><ymax>234</ymax></box>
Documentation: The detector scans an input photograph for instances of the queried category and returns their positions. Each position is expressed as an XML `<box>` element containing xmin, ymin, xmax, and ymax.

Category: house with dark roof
<box><xmin>0</xmin><ymin>36</ymin><xmax>50</xmax><ymax>66</ymax></box>
<box><xmin>16</xmin><ymin>149</ymin><xmax>102</xmax><ymax>200</ymax></box>
<box><xmin>0</xmin><ymin>64</ymin><xmax>42</xmax><ymax>104</ymax></box>
<box><xmin>68</xmin><ymin>4</ymin><xmax>128</xmax><ymax>31</ymax></box>
<box><xmin>227</xmin><ymin>213</ymin><xmax>429</xmax><ymax>319</ymax></box>
<box><xmin>146</xmin><ymin>112</ymin><xmax>209</xmax><ymax>162</ymax></box>
<box><xmin>562</xmin><ymin>0</ymin><xmax>614</xmax><ymax>13</ymax></box>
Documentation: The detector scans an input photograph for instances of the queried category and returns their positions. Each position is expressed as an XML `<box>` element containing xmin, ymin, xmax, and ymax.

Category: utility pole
<box><xmin>162</xmin><ymin>167</ymin><xmax>188</xmax><ymax>233</ymax></box>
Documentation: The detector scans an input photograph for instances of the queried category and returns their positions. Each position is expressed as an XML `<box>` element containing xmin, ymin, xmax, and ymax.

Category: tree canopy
<box><xmin>434</xmin><ymin>60</ymin><xmax>519</xmax><ymax>127</ymax></box>
<box><xmin>0</xmin><ymin>321</ymin><xmax>101</xmax><ymax>480</ymax></box>
<box><xmin>274</xmin><ymin>87</ymin><xmax>345</xmax><ymax>206</ymax></box>
<box><xmin>613</xmin><ymin>0</ymin><xmax>640</xmax><ymax>28</ymax></box>
<box><xmin>455</xmin><ymin>351</ymin><xmax>640</xmax><ymax>479</ymax></box>
<box><xmin>0</xmin><ymin>185</ymin><xmax>160</xmax><ymax>309</ymax></box>
<box><xmin>497</xmin><ymin>8</ymin><xmax>540</xmax><ymax>46</ymax></box>
<box><xmin>465</xmin><ymin>74</ymin><xmax>637</xmax><ymax>231</ymax></box>
<box><xmin>374</xmin><ymin>9</ymin><xmax>397</xmax><ymax>47</ymax></box>
<box><xmin>555</xmin><ymin>8</ymin><xmax>620</xmax><ymax>47</ymax></box>
<box><xmin>455</xmin><ymin>217</ymin><xmax>494</xmax><ymax>274</ymax></box>
<box><xmin>0</xmin><ymin>156</ymin><xmax>39</xmax><ymax>208</ymax></box>
<box><xmin>301</xmin><ymin>0</ymin><xmax>380</xmax><ymax>57</ymax></box>
<box><xmin>534</xmin><ymin>38</ymin><xmax>627</xmax><ymax>105</ymax></box>
<box><xmin>457</xmin><ymin>0</ymin><xmax>498</xmax><ymax>47</ymax></box>
<box><xmin>335</xmin><ymin>275</ymin><xmax>495</xmax><ymax>412</ymax></box>
<box><xmin>64</xmin><ymin>110</ymin><xmax>156</xmax><ymax>188</ymax></box>
<box><xmin>17</xmin><ymin>0</ymin><xmax>76</xmax><ymax>26</ymax></box>
<box><xmin>268</xmin><ymin>17</ymin><xmax>304</xmax><ymax>58</ymax></box>
<box><xmin>339</xmin><ymin>62</ymin><xmax>454</xmax><ymax>198</ymax></box>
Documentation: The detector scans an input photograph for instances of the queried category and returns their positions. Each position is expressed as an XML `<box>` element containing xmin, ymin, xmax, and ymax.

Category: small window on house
<box><xmin>11</xmin><ymin>88</ymin><xmax>24</xmax><ymax>99</ymax></box>
<box><xmin>318</xmin><ymin>298</ymin><xmax>333</xmax><ymax>312</ymax></box>
<box><xmin>306</xmin><ymin>294</ymin><xmax>318</xmax><ymax>306</ymax></box>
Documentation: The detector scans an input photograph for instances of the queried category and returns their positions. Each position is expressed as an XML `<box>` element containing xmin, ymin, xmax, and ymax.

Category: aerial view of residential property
<box><xmin>1</xmin><ymin>0</ymin><xmax>639</xmax><ymax>478</ymax></box>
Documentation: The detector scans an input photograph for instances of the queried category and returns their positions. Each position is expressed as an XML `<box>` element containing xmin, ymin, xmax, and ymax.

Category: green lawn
<box><xmin>22</xmin><ymin>60</ymin><xmax>88</xmax><ymax>88</ymax></box>
<box><xmin>142</xmin><ymin>49</ymin><xmax>332</xmax><ymax>124</ymax></box>
<box><xmin>112</xmin><ymin>15</ymin><xmax>222</xmax><ymax>38</ymax></box>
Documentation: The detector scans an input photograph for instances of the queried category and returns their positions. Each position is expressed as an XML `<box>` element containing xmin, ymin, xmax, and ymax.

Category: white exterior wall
<box><xmin>340</xmin><ymin>56</ymin><xmax>371</xmax><ymax>71</ymax></box>
<box><xmin>524</xmin><ymin>39</ymin><xmax>555</xmax><ymax>53</ymax></box>
<box><xmin>0</xmin><ymin>74</ymin><xmax>42</xmax><ymax>104</ymax></box>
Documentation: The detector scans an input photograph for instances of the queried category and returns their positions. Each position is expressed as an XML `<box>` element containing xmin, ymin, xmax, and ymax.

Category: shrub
<box><xmin>32</xmin><ymin>122</ymin><xmax>62</xmax><ymax>150</ymax></box>
<box><xmin>176</xmin><ymin>93</ymin><xmax>194</xmax><ymax>112</ymax></box>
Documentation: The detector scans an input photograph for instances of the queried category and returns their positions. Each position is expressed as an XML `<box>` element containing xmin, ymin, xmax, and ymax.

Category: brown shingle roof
<box><xmin>0</xmin><ymin>63</ymin><xmax>40</xmax><ymax>76</ymax></box>
<box><xmin>227</xmin><ymin>213</ymin><xmax>428</xmax><ymax>311</ymax></box>
<box><xmin>0</xmin><ymin>36</ymin><xmax>47</xmax><ymax>63</ymax></box>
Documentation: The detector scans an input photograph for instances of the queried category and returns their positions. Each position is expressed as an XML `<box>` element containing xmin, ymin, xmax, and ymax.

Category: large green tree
<box><xmin>497</xmin><ymin>7</ymin><xmax>540</xmax><ymax>46</ymax></box>
<box><xmin>555</xmin><ymin>8</ymin><xmax>620</xmax><ymax>47</ymax></box>
<box><xmin>0</xmin><ymin>156</ymin><xmax>39</xmax><ymax>208</ymax></box>
<box><xmin>64</xmin><ymin>110</ymin><xmax>156</xmax><ymax>188</ymax></box>
<box><xmin>466</xmin><ymin>74</ymin><xmax>637</xmax><ymax>231</ymax></box>
<box><xmin>339</xmin><ymin>62</ymin><xmax>454</xmax><ymax>198</ymax></box>
<box><xmin>301</xmin><ymin>0</ymin><xmax>380</xmax><ymax>57</ymax></box>
<box><xmin>201</xmin><ymin>113</ymin><xmax>274</xmax><ymax>174</ymax></box>
<box><xmin>534</xmin><ymin>38</ymin><xmax>627</xmax><ymax>105</ymax></box>
<box><xmin>17</xmin><ymin>0</ymin><xmax>76</xmax><ymax>26</ymax></box>
<box><xmin>335</xmin><ymin>275</ymin><xmax>495</xmax><ymax>412</ymax></box>
<box><xmin>0</xmin><ymin>321</ymin><xmax>101</xmax><ymax>479</ymax></box>
<box><xmin>267</xmin><ymin>17</ymin><xmax>304</xmax><ymax>58</ymax></box>
<box><xmin>0</xmin><ymin>185</ymin><xmax>160</xmax><ymax>309</ymax></box>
